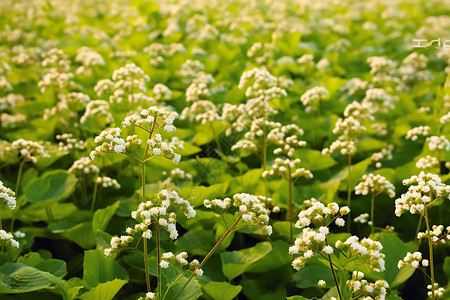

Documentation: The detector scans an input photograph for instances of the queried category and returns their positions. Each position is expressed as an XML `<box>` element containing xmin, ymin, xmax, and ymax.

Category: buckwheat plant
<box><xmin>0</xmin><ymin>181</ymin><xmax>19</xmax><ymax>249</ymax></box>
<box><xmin>264</xmin><ymin>123</ymin><xmax>312</xmax><ymax>242</ymax></box>
<box><xmin>290</xmin><ymin>199</ymin><xmax>385</xmax><ymax>300</ymax></box>
<box><xmin>173</xmin><ymin>193</ymin><xmax>272</xmax><ymax>299</ymax></box>
<box><xmin>322</xmin><ymin>115</ymin><xmax>366</xmax><ymax>230</ymax></box>
<box><xmin>346</xmin><ymin>271</ymin><xmax>389</xmax><ymax>300</ymax></box>
<box><xmin>299</xmin><ymin>86</ymin><xmax>329</xmax><ymax>147</ymax></box>
<box><xmin>355</xmin><ymin>174</ymin><xmax>395</xmax><ymax>234</ymax></box>
<box><xmin>105</xmin><ymin>189</ymin><xmax>196</xmax><ymax>299</ymax></box>
<box><xmin>395</xmin><ymin>172</ymin><xmax>450</xmax><ymax>300</ymax></box>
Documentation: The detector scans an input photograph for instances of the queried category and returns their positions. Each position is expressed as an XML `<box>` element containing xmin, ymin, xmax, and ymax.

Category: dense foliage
<box><xmin>0</xmin><ymin>0</ymin><xmax>450</xmax><ymax>299</ymax></box>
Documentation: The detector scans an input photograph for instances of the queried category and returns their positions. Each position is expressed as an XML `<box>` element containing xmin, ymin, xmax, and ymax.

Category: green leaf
<box><xmin>82</xmin><ymin>249</ymin><xmax>129</xmax><ymax>290</ymax></box>
<box><xmin>49</xmin><ymin>222</ymin><xmax>95</xmax><ymax>249</ymax></box>
<box><xmin>175</xmin><ymin>228</ymin><xmax>216</xmax><ymax>256</ymax></box>
<box><xmin>286</xmin><ymin>296</ymin><xmax>310</xmax><ymax>300</ymax></box>
<box><xmin>178</xmin><ymin>182</ymin><xmax>229</xmax><ymax>208</ymax></box>
<box><xmin>221</xmin><ymin>242</ymin><xmax>272</xmax><ymax>280</ymax></box>
<box><xmin>247</xmin><ymin>240</ymin><xmax>292</xmax><ymax>273</ymax></box>
<box><xmin>79</xmin><ymin>279</ymin><xmax>127</xmax><ymax>300</ymax></box>
<box><xmin>202</xmin><ymin>281</ymin><xmax>242</xmax><ymax>300</ymax></box>
<box><xmin>0</xmin><ymin>262</ymin><xmax>65</xmax><ymax>294</ymax></box>
<box><xmin>17</xmin><ymin>252</ymin><xmax>67</xmax><ymax>278</ymax></box>
<box><xmin>443</xmin><ymin>256</ymin><xmax>450</xmax><ymax>280</ymax></box>
<box><xmin>92</xmin><ymin>201</ymin><xmax>119</xmax><ymax>232</ymax></box>
<box><xmin>375</xmin><ymin>232</ymin><xmax>417</xmax><ymax>288</ymax></box>
<box><xmin>24</xmin><ymin>170</ymin><xmax>78</xmax><ymax>207</ymax></box>
<box><xmin>292</xmin><ymin>259</ymin><xmax>334</xmax><ymax>289</ymax></box>
<box><xmin>295</xmin><ymin>148</ymin><xmax>337</xmax><ymax>171</ymax></box>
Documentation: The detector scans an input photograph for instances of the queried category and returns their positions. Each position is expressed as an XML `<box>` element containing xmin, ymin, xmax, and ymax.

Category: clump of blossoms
<box><xmin>74</xmin><ymin>46</ymin><xmax>105</xmax><ymax>75</ymax></box>
<box><xmin>159</xmin><ymin>252</ymin><xmax>203</xmax><ymax>276</ymax></box>
<box><xmin>80</xmin><ymin>100</ymin><xmax>113</xmax><ymax>126</ymax></box>
<box><xmin>11</xmin><ymin>139</ymin><xmax>50</xmax><ymax>163</ymax></box>
<box><xmin>426</xmin><ymin>135</ymin><xmax>450</xmax><ymax>152</ymax></box>
<box><xmin>370</xmin><ymin>145</ymin><xmax>394</xmax><ymax>168</ymax></box>
<box><xmin>267</xmin><ymin>124</ymin><xmax>306</xmax><ymax>158</ymax></box>
<box><xmin>37</xmin><ymin>48</ymin><xmax>77</xmax><ymax>93</ymax></box>
<box><xmin>43</xmin><ymin>92</ymin><xmax>91</xmax><ymax>126</ymax></box>
<box><xmin>90</xmin><ymin>106</ymin><xmax>181</xmax><ymax>164</ymax></box>
<box><xmin>96</xmin><ymin>176</ymin><xmax>121</xmax><ymax>189</ymax></box>
<box><xmin>56</xmin><ymin>133</ymin><xmax>85</xmax><ymax>152</ymax></box>
<box><xmin>0</xmin><ymin>181</ymin><xmax>16</xmax><ymax>210</ymax></box>
<box><xmin>417</xmin><ymin>225</ymin><xmax>450</xmax><ymax>244</ymax></box>
<box><xmin>0</xmin><ymin>229</ymin><xmax>19</xmax><ymax>249</ymax></box>
<box><xmin>94</xmin><ymin>63</ymin><xmax>153</xmax><ymax>108</ymax></box>
<box><xmin>395</xmin><ymin>172</ymin><xmax>450</xmax><ymax>300</ymax></box>
<box><xmin>300</xmin><ymin>86</ymin><xmax>329</xmax><ymax>113</ymax></box>
<box><xmin>346</xmin><ymin>271</ymin><xmax>389</xmax><ymax>300</ymax></box>
<box><xmin>398</xmin><ymin>251</ymin><xmax>428</xmax><ymax>269</ymax></box>
<box><xmin>290</xmin><ymin>198</ymin><xmax>385</xmax><ymax>299</ymax></box>
<box><xmin>322</xmin><ymin>116</ymin><xmax>366</xmax><ymax>156</ymax></box>
<box><xmin>416</xmin><ymin>155</ymin><xmax>439</xmax><ymax>170</ymax></box>
<box><xmin>405</xmin><ymin>126</ymin><xmax>431</xmax><ymax>141</ymax></box>
<box><xmin>355</xmin><ymin>173</ymin><xmax>395</xmax><ymax>233</ymax></box>
<box><xmin>68</xmin><ymin>157</ymin><xmax>100</xmax><ymax>176</ymax></box>
<box><xmin>105</xmin><ymin>189</ymin><xmax>195</xmax><ymax>256</ymax></box>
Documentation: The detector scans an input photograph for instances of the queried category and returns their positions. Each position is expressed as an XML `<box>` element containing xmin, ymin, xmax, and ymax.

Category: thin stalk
<box><xmin>370</xmin><ymin>194</ymin><xmax>375</xmax><ymax>235</ymax></box>
<box><xmin>173</xmin><ymin>215</ymin><xmax>242</xmax><ymax>300</ymax></box>
<box><xmin>326</xmin><ymin>238</ymin><xmax>342</xmax><ymax>300</ymax></box>
<box><xmin>346</xmin><ymin>154</ymin><xmax>352</xmax><ymax>232</ymax></box>
<box><xmin>10</xmin><ymin>158</ymin><xmax>27</xmax><ymax>232</ymax></box>
<box><xmin>45</xmin><ymin>206</ymin><xmax>54</xmax><ymax>222</ymax></box>
<box><xmin>210</xmin><ymin>122</ymin><xmax>222</xmax><ymax>154</ymax></box>
<box><xmin>415</xmin><ymin>214</ymin><xmax>424</xmax><ymax>242</ymax></box>
<box><xmin>311</xmin><ymin>109</ymin><xmax>317</xmax><ymax>149</ymax></box>
<box><xmin>157</xmin><ymin>225</ymin><xmax>161</xmax><ymax>300</ymax></box>
<box><xmin>287</xmin><ymin>166</ymin><xmax>293</xmax><ymax>243</ymax></box>
<box><xmin>90</xmin><ymin>176</ymin><xmax>99</xmax><ymax>220</ymax></box>
<box><xmin>261</xmin><ymin>135</ymin><xmax>268</xmax><ymax>197</ymax></box>
<box><xmin>424</xmin><ymin>207</ymin><xmax>435</xmax><ymax>300</ymax></box>
<box><xmin>143</xmin><ymin>237</ymin><xmax>151</xmax><ymax>293</ymax></box>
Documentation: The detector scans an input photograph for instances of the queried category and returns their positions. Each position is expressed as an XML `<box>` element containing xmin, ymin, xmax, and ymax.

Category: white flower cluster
<box><xmin>0</xmin><ymin>181</ymin><xmax>16</xmax><ymax>210</ymax></box>
<box><xmin>152</xmin><ymin>83</ymin><xmax>172</xmax><ymax>101</ymax></box>
<box><xmin>426</xmin><ymin>135</ymin><xmax>450</xmax><ymax>152</ymax></box>
<box><xmin>56</xmin><ymin>133</ymin><xmax>85</xmax><ymax>152</ymax></box>
<box><xmin>336</xmin><ymin>236</ymin><xmax>386</xmax><ymax>272</ymax></box>
<box><xmin>105</xmin><ymin>189</ymin><xmax>195</xmax><ymax>256</ymax></box>
<box><xmin>299</xmin><ymin>86</ymin><xmax>329</xmax><ymax>112</ymax></box>
<box><xmin>346</xmin><ymin>271</ymin><xmax>389</xmax><ymax>300</ymax></box>
<box><xmin>362</xmin><ymin>88</ymin><xmax>394</xmax><ymax>114</ymax></box>
<box><xmin>1</xmin><ymin>112</ymin><xmax>26</xmax><ymax>129</ymax></box>
<box><xmin>427</xmin><ymin>283</ymin><xmax>445</xmax><ymax>298</ymax></box>
<box><xmin>147</xmin><ymin>134</ymin><xmax>181</xmax><ymax>164</ymax></box>
<box><xmin>289</xmin><ymin>226</ymin><xmax>334</xmax><ymax>270</ymax></box>
<box><xmin>440</xmin><ymin>112</ymin><xmax>450</xmax><ymax>124</ymax></box>
<box><xmin>340</xmin><ymin>78</ymin><xmax>371</xmax><ymax>97</ymax></box>
<box><xmin>398</xmin><ymin>251</ymin><xmax>428</xmax><ymax>269</ymax></box>
<box><xmin>0</xmin><ymin>229</ymin><xmax>19</xmax><ymax>249</ymax></box>
<box><xmin>38</xmin><ymin>48</ymin><xmax>77</xmax><ymax>92</ymax></box>
<box><xmin>295</xmin><ymin>198</ymin><xmax>349</xmax><ymax>229</ymax></box>
<box><xmin>185</xmin><ymin>81</ymin><xmax>211</xmax><ymax>102</ymax></box>
<box><xmin>395</xmin><ymin>172</ymin><xmax>450</xmax><ymax>217</ymax></box>
<box><xmin>75</xmin><ymin>47</ymin><xmax>105</xmax><ymax>75</ymax></box>
<box><xmin>0</xmin><ymin>94</ymin><xmax>24</xmax><ymax>111</ymax></box>
<box><xmin>122</xmin><ymin>106</ymin><xmax>178</xmax><ymax>133</ymax></box>
<box><xmin>96</xmin><ymin>176</ymin><xmax>121</xmax><ymax>189</ymax></box>
<box><xmin>90</xmin><ymin>127</ymin><xmax>140</xmax><ymax>158</ymax></box>
<box><xmin>267</xmin><ymin>124</ymin><xmax>306</xmax><ymax>157</ymax></box>
<box><xmin>68</xmin><ymin>157</ymin><xmax>100</xmax><ymax>175</ymax></box>
<box><xmin>367</xmin><ymin>56</ymin><xmax>395</xmax><ymax>74</ymax></box>
<box><xmin>246</xmin><ymin>42</ymin><xmax>275</xmax><ymax>64</ymax></box>
<box><xmin>204</xmin><ymin>193</ymin><xmax>272</xmax><ymax>234</ymax></box>
<box><xmin>262</xmin><ymin>158</ymin><xmax>313</xmax><ymax>180</ymax></box>
<box><xmin>159</xmin><ymin>252</ymin><xmax>203</xmax><ymax>275</ymax></box>
<box><xmin>0</xmin><ymin>61</ymin><xmax>12</xmax><ymax>92</ymax></box>
<box><xmin>417</xmin><ymin>225</ymin><xmax>450</xmax><ymax>244</ymax></box>
<box><xmin>143</xmin><ymin>43</ymin><xmax>186</xmax><ymax>67</ymax></box>
<box><xmin>177</xmin><ymin>59</ymin><xmax>205</xmax><ymax>84</ymax></box>
<box><xmin>238</xmin><ymin>67</ymin><xmax>287</xmax><ymax>101</ymax></box>
<box><xmin>43</xmin><ymin>92</ymin><xmax>90</xmax><ymax>125</ymax></box>
<box><xmin>343</xmin><ymin>101</ymin><xmax>373</xmax><ymax>121</ymax></box>
<box><xmin>180</xmin><ymin>100</ymin><xmax>219</xmax><ymax>125</ymax></box>
<box><xmin>405</xmin><ymin>126</ymin><xmax>430</xmax><ymax>141</ymax></box>
<box><xmin>166</xmin><ymin>168</ymin><xmax>193</xmax><ymax>182</ymax></box>
<box><xmin>80</xmin><ymin>100</ymin><xmax>112</xmax><ymax>124</ymax></box>
<box><xmin>354</xmin><ymin>213</ymin><xmax>370</xmax><ymax>224</ymax></box>
<box><xmin>416</xmin><ymin>155</ymin><xmax>439</xmax><ymax>170</ymax></box>
<box><xmin>11</xmin><ymin>138</ymin><xmax>50</xmax><ymax>163</ymax></box>
<box><xmin>370</xmin><ymin>145</ymin><xmax>394</xmax><ymax>168</ymax></box>
<box><xmin>322</xmin><ymin>116</ymin><xmax>366</xmax><ymax>156</ymax></box>
<box><xmin>355</xmin><ymin>174</ymin><xmax>395</xmax><ymax>198</ymax></box>
<box><xmin>296</xmin><ymin>54</ymin><xmax>315</xmax><ymax>74</ymax></box>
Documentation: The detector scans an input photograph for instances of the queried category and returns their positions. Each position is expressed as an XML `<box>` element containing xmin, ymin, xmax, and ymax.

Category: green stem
<box><xmin>370</xmin><ymin>194</ymin><xmax>375</xmax><ymax>235</ymax></box>
<box><xmin>415</xmin><ymin>214</ymin><xmax>423</xmax><ymax>241</ymax></box>
<box><xmin>424</xmin><ymin>207</ymin><xmax>435</xmax><ymax>300</ymax></box>
<box><xmin>346</xmin><ymin>154</ymin><xmax>352</xmax><ymax>232</ymax></box>
<box><xmin>288</xmin><ymin>166</ymin><xmax>293</xmax><ymax>244</ymax></box>
<box><xmin>143</xmin><ymin>237</ymin><xmax>151</xmax><ymax>293</ymax></box>
<box><xmin>210</xmin><ymin>122</ymin><xmax>222</xmax><ymax>154</ymax></box>
<box><xmin>45</xmin><ymin>206</ymin><xmax>54</xmax><ymax>222</ymax></box>
<box><xmin>326</xmin><ymin>238</ymin><xmax>342</xmax><ymax>300</ymax></box>
<box><xmin>261</xmin><ymin>135</ymin><xmax>268</xmax><ymax>197</ymax></box>
<box><xmin>90</xmin><ymin>176</ymin><xmax>99</xmax><ymax>220</ymax></box>
<box><xmin>10</xmin><ymin>158</ymin><xmax>27</xmax><ymax>232</ymax></box>
<box><xmin>173</xmin><ymin>215</ymin><xmax>243</xmax><ymax>300</ymax></box>
<box><xmin>157</xmin><ymin>225</ymin><xmax>161</xmax><ymax>300</ymax></box>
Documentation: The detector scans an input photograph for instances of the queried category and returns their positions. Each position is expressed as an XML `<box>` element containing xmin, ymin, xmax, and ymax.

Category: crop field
<box><xmin>0</xmin><ymin>0</ymin><xmax>450</xmax><ymax>299</ymax></box>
